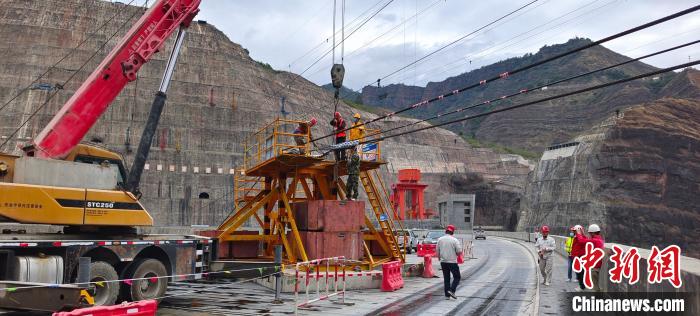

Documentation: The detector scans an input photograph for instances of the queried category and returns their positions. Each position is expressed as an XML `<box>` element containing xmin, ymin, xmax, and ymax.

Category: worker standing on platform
<box><xmin>436</xmin><ymin>225</ymin><xmax>462</xmax><ymax>300</ymax></box>
<box><xmin>349</xmin><ymin>113</ymin><xmax>366</xmax><ymax>142</ymax></box>
<box><xmin>293</xmin><ymin>118</ymin><xmax>316</xmax><ymax>155</ymax></box>
<box><xmin>346</xmin><ymin>147</ymin><xmax>360</xmax><ymax>200</ymax></box>
<box><xmin>566</xmin><ymin>226</ymin><xmax>576</xmax><ymax>282</ymax></box>
<box><xmin>535</xmin><ymin>225</ymin><xmax>555</xmax><ymax>286</ymax></box>
<box><xmin>330</xmin><ymin>112</ymin><xmax>347</xmax><ymax>161</ymax></box>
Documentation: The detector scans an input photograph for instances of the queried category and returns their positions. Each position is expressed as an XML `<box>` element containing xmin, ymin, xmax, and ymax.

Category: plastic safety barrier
<box><xmin>380</xmin><ymin>261</ymin><xmax>404</xmax><ymax>292</ymax></box>
<box><xmin>53</xmin><ymin>300</ymin><xmax>157</xmax><ymax>316</ymax></box>
<box><xmin>416</xmin><ymin>243</ymin><xmax>436</xmax><ymax>257</ymax></box>
<box><xmin>294</xmin><ymin>257</ymin><xmax>347</xmax><ymax>315</ymax></box>
<box><xmin>422</xmin><ymin>255</ymin><xmax>435</xmax><ymax>278</ymax></box>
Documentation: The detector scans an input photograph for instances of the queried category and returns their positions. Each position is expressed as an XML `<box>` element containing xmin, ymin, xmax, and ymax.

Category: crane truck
<box><xmin>0</xmin><ymin>0</ymin><xmax>210</xmax><ymax>310</ymax></box>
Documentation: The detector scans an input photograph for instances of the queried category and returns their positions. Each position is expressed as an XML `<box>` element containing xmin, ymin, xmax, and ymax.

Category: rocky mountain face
<box><xmin>518</xmin><ymin>69</ymin><xmax>700</xmax><ymax>256</ymax></box>
<box><xmin>361</xmin><ymin>38</ymin><xmax>668</xmax><ymax>152</ymax></box>
<box><xmin>0</xmin><ymin>0</ymin><xmax>530</xmax><ymax>227</ymax></box>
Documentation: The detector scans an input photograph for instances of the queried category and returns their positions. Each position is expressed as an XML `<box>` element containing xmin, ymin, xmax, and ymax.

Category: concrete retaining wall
<box><xmin>494</xmin><ymin>232</ymin><xmax>700</xmax><ymax>312</ymax></box>
<box><xmin>485</xmin><ymin>231</ymin><xmax>532</xmax><ymax>242</ymax></box>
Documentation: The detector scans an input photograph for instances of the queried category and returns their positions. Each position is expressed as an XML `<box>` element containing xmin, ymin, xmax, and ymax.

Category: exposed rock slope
<box><xmin>0</xmin><ymin>0</ymin><xmax>530</xmax><ymax>227</ymax></box>
<box><xmin>518</xmin><ymin>69</ymin><xmax>700</xmax><ymax>256</ymax></box>
<box><xmin>361</xmin><ymin>38</ymin><xmax>670</xmax><ymax>152</ymax></box>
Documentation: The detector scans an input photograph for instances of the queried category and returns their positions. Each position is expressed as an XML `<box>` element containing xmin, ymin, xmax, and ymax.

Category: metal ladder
<box><xmin>359</xmin><ymin>170</ymin><xmax>403</xmax><ymax>262</ymax></box>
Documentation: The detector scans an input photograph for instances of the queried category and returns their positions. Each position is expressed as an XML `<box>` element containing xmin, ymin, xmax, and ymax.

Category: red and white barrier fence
<box><xmin>294</xmin><ymin>257</ymin><xmax>347</xmax><ymax>314</ymax></box>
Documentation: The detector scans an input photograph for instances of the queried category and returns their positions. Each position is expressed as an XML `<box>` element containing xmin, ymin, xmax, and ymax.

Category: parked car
<box><xmin>421</xmin><ymin>230</ymin><xmax>446</xmax><ymax>245</ymax></box>
<box><xmin>396</xmin><ymin>229</ymin><xmax>417</xmax><ymax>254</ymax></box>
<box><xmin>411</xmin><ymin>229</ymin><xmax>429</xmax><ymax>246</ymax></box>
<box><xmin>474</xmin><ymin>229</ymin><xmax>486</xmax><ymax>240</ymax></box>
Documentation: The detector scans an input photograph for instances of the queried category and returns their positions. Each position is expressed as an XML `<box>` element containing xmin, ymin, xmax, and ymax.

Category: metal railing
<box><xmin>294</xmin><ymin>257</ymin><xmax>347</xmax><ymax>314</ymax></box>
<box><xmin>243</xmin><ymin>119</ymin><xmax>384</xmax><ymax>171</ymax></box>
<box><xmin>243</xmin><ymin>118</ymin><xmax>311</xmax><ymax>170</ymax></box>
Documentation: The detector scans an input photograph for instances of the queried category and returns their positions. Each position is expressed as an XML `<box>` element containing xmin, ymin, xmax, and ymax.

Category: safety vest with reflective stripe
<box><xmin>565</xmin><ymin>236</ymin><xmax>574</xmax><ymax>255</ymax></box>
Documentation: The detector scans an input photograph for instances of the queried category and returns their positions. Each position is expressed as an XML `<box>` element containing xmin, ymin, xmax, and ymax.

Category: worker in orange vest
<box><xmin>330</xmin><ymin>112</ymin><xmax>347</xmax><ymax>161</ymax></box>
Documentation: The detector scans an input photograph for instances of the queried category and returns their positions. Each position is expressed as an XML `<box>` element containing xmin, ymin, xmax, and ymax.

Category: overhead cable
<box><xmin>380</xmin><ymin>39</ymin><xmax>700</xmax><ymax>135</ymax></box>
<box><xmin>364</xmin><ymin>59</ymin><xmax>700</xmax><ymax>145</ymax></box>
<box><xmin>0</xmin><ymin>1</ymin><xmax>148</xmax><ymax>150</ymax></box>
<box><xmin>0</xmin><ymin>0</ymin><xmax>139</xmax><ymax>113</ymax></box>
<box><xmin>363</xmin><ymin>0</ymin><xmax>540</xmax><ymax>87</ymax></box>
<box><xmin>310</xmin><ymin>3</ymin><xmax>700</xmax><ymax>142</ymax></box>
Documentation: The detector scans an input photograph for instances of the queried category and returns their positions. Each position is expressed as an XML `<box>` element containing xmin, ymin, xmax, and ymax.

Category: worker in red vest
<box><xmin>330</xmin><ymin>112</ymin><xmax>347</xmax><ymax>161</ymax></box>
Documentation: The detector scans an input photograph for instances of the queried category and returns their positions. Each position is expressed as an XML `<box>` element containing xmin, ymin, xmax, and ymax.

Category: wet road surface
<box><xmin>156</xmin><ymin>236</ymin><xmax>539</xmax><ymax>315</ymax></box>
<box><xmin>370</xmin><ymin>237</ymin><xmax>539</xmax><ymax>316</ymax></box>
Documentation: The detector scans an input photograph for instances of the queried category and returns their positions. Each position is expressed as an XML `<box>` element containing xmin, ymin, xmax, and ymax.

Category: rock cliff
<box><xmin>518</xmin><ymin>69</ymin><xmax>700</xmax><ymax>256</ymax></box>
<box><xmin>361</xmin><ymin>38</ymin><xmax>669</xmax><ymax>152</ymax></box>
<box><xmin>0</xmin><ymin>0</ymin><xmax>531</xmax><ymax>227</ymax></box>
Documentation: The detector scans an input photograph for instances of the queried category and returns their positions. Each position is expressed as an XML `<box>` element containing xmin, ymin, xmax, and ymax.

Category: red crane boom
<box><xmin>30</xmin><ymin>0</ymin><xmax>200</xmax><ymax>159</ymax></box>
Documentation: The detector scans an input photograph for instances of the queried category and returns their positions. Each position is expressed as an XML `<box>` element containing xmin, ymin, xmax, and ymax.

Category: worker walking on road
<box><xmin>346</xmin><ymin>147</ymin><xmax>360</xmax><ymax>200</ymax></box>
<box><xmin>436</xmin><ymin>224</ymin><xmax>462</xmax><ymax>300</ymax></box>
<box><xmin>565</xmin><ymin>226</ymin><xmax>576</xmax><ymax>282</ymax></box>
<box><xmin>330</xmin><ymin>112</ymin><xmax>347</xmax><ymax>161</ymax></box>
<box><xmin>535</xmin><ymin>225</ymin><xmax>555</xmax><ymax>286</ymax></box>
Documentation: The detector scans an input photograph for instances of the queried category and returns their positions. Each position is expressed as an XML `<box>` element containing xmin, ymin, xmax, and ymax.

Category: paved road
<box><xmin>156</xmin><ymin>236</ymin><xmax>540</xmax><ymax>315</ymax></box>
<box><xmin>369</xmin><ymin>237</ymin><xmax>539</xmax><ymax>316</ymax></box>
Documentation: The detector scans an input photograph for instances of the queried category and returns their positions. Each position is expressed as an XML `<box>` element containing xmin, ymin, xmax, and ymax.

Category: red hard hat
<box><xmin>309</xmin><ymin>118</ymin><xmax>317</xmax><ymax>126</ymax></box>
<box><xmin>334</xmin><ymin>111</ymin><xmax>341</xmax><ymax>118</ymax></box>
<box><xmin>446</xmin><ymin>225</ymin><xmax>455</xmax><ymax>232</ymax></box>
<box><xmin>541</xmin><ymin>225</ymin><xmax>550</xmax><ymax>233</ymax></box>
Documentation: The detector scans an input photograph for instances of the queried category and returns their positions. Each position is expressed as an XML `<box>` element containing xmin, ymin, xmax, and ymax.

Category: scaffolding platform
<box><xmin>217</xmin><ymin>118</ymin><xmax>407</xmax><ymax>270</ymax></box>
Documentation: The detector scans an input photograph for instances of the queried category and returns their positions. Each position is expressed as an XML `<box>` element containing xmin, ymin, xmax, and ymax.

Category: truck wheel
<box><xmin>123</xmin><ymin>259</ymin><xmax>168</xmax><ymax>302</ymax></box>
<box><xmin>89</xmin><ymin>261</ymin><xmax>119</xmax><ymax>306</ymax></box>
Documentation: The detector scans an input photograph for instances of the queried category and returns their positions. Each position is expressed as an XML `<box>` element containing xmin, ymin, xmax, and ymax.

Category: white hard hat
<box><xmin>588</xmin><ymin>224</ymin><xmax>601</xmax><ymax>233</ymax></box>
<box><xmin>573</xmin><ymin>225</ymin><xmax>583</xmax><ymax>231</ymax></box>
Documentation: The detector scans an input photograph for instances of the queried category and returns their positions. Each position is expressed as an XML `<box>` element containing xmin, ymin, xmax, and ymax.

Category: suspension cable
<box><xmin>295</xmin><ymin>0</ymin><xmax>395</xmax><ymax>80</ymax></box>
<box><xmin>380</xmin><ymin>38</ymin><xmax>700</xmax><ymax>135</ymax></box>
<box><xmin>362</xmin><ymin>0</ymin><xmax>540</xmax><ymax>88</ymax></box>
<box><xmin>362</xmin><ymin>59</ymin><xmax>700</xmax><ymax>145</ymax></box>
<box><xmin>0</xmin><ymin>1</ymin><xmax>148</xmax><ymax>150</ymax></box>
<box><xmin>0</xmin><ymin>0</ymin><xmax>139</xmax><ymax>114</ymax></box>
<box><xmin>310</xmin><ymin>3</ymin><xmax>700</xmax><ymax>143</ymax></box>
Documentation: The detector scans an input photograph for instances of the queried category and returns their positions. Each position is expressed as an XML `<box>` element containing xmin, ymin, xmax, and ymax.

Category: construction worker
<box><xmin>535</xmin><ymin>225</ymin><xmax>555</xmax><ymax>286</ymax></box>
<box><xmin>570</xmin><ymin>224</ymin><xmax>586</xmax><ymax>290</ymax></box>
<box><xmin>345</xmin><ymin>147</ymin><xmax>360</xmax><ymax>200</ymax></box>
<box><xmin>436</xmin><ymin>224</ymin><xmax>462</xmax><ymax>300</ymax></box>
<box><xmin>587</xmin><ymin>224</ymin><xmax>605</xmax><ymax>291</ymax></box>
<box><xmin>330</xmin><ymin>112</ymin><xmax>347</xmax><ymax>161</ymax></box>
<box><xmin>293</xmin><ymin>118</ymin><xmax>316</xmax><ymax>155</ymax></box>
<box><xmin>348</xmin><ymin>113</ymin><xmax>366</xmax><ymax>142</ymax></box>
<box><xmin>565</xmin><ymin>226</ymin><xmax>576</xmax><ymax>282</ymax></box>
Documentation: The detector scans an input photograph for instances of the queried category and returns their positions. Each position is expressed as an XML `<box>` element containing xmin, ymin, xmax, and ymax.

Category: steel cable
<box><xmin>309</xmin><ymin>4</ymin><xmax>700</xmax><ymax>143</ymax></box>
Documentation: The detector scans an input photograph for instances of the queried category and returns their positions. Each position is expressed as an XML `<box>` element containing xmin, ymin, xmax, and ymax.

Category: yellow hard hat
<box><xmin>353</xmin><ymin>113</ymin><xmax>361</xmax><ymax>119</ymax></box>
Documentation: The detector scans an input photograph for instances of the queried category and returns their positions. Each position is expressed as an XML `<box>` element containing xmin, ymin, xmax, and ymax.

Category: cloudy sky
<box><xmin>196</xmin><ymin>0</ymin><xmax>700</xmax><ymax>90</ymax></box>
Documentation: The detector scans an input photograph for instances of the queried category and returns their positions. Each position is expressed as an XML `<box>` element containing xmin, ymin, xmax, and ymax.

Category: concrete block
<box><xmin>290</xmin><ymin>231</ymin><xmax>363</xmax><ymax>261</ymax></box>
<box><xmin>13</xmin><ymin>157</ymin><xmax>118</xmax><ymax>190</ymax></box>
<box><xmin>292</xmin><ymin>200</ymin><xmax>364</xmax><ymax>232</ymax></box>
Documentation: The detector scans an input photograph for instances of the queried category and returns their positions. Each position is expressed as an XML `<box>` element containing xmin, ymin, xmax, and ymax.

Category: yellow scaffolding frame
<box><xmin>221</xmin><ymin>119</ymin><xmax>402</xmax><ymax>269</ymax></box>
